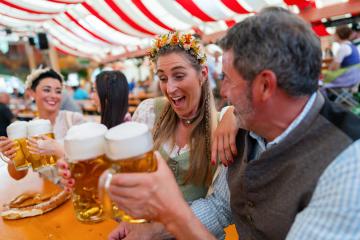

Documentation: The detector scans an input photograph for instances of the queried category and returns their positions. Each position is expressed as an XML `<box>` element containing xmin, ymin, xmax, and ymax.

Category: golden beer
<box><xmin>11</xmin><ymin>138</ymin><xmax>29</xmax><ymax>170</ymax></box>
<box><xmin>108</xmin><ymin>151</ymin><xmax>156</xmax><ymax>173</ymax></box>
<box><xmin>28</xmin><ymin>133</ymin><xmax>56</xmax><ymax>171</ymax></box>
<box><xmin>64</xmin><ymin>122</ymin><xmax>108</xmax><ymax>223</ymax></box>
<box><xmin>6</xmin><ymin>121</ymin><xmax>30</xmax><ymax>170</ymax></box>
<box><xmin>104</xmin><ymin>122</ymin><xmax>156</xmax><ymax>223</ymax></box>
<box><xmin>70</xmin><ymin>155</ymin><xmax>110</xmax><ymax>223</ymax></box>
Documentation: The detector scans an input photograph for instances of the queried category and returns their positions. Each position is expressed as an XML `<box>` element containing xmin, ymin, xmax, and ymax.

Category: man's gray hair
<box><xmin>219</xmin><ymin>7</ymin><xmax>321</xmax><ymax>96</ymax></box>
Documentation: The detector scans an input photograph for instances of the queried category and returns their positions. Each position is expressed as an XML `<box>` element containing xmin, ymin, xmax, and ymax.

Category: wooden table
<box><xmin>0</xmin><ymin>166</ymin><xmax>118</xmax><ymax>240</ymax></box>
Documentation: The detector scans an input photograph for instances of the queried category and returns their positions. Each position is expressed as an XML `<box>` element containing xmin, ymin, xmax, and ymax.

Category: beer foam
<box><xmin>64</xmin><ymin>122</ymin><xmax>107</xmax><ymax>162</ymax></box>
<box><xmin>105</xmin><ymin>122</ymin><xmax>153</xmax><ymax>160</ymax></box>
<box><xmin>6</xmin><ymin>121</ymin><xmax>28</xmax><ymax>140</ymax></box>
<box><xmin>27</xmin><ymin>119</ymin><xmax>52</xmax><ymax>137</ymax></box>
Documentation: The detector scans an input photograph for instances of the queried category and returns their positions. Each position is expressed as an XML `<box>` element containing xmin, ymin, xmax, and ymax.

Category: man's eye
<box><xmin>219</xmin><ymin>72</ymin><xmax>225</xmax><ymax>80</ymax></box>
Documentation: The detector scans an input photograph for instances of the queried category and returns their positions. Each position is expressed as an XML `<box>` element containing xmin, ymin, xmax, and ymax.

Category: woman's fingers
<box><xmin>217</xmin><ymin>135</ymin><xmax>227</xmax><ymax>166</ymax></box>
<box><xmin>26</xmin><ymin>138</ymin><xmax>38</xmax><ymax>148</ymax></box>
<box><xmin>0</xmin><ymin>138</ymin><xmax>14</xmax><ymax>153</ymax></box>
<box><xmin>211</xmin><ymin>137</ymin><xmax>218</xmax><ymax>165</ymax></box>
<box><xmin>223</xmin><ymin>134</ymin><xmax>234</xmax><ymax>164</ymax></box>
<box><xmin>57</xmin><ymin>159</ymin><xmax>69</xmax><ymax>169</ymax></box>
<box><xmin>229</xmin><ymin>132</ymin><xmax>238</xmax><ymax>156</ymax></box>
<box><xmin>27</xmin><ymin>145</ymin><xmax>41</xmax><ymax>155</ymax></box>
<box><xmin>58</xmin><ymin>168</ymin><xmax>71</xmax><ymax>178</ymax></box>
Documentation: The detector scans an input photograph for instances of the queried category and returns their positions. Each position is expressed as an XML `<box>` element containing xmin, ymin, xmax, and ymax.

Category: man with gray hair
<box><xmin>106</xmin><ymin>7</ymin><xmax>360</xmax><ymax>240</ymax></box>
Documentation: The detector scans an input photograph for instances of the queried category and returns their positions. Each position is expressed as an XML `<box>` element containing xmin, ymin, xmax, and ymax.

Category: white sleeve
<box><xmin>334</xmin><ymin>44</ymin><xmax>352</xmax><ymax>63</ymax></box>
<box><xmin>132</xmin><ymin>98</ymin><xmax>156</xmax><ymax>132</ymax></box>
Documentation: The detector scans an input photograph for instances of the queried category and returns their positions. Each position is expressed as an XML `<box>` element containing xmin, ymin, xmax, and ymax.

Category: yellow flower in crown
<box><xmin>148</xmin><ymin>31</ymin><xmax>206</xmax><ymax>66</ymax></box>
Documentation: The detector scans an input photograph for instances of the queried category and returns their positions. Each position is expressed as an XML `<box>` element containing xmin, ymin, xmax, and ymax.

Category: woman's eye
<box><xmin>175</xmin><ymin>74</ymin><xmax>184</xmax><ymax>80</ymax></box>
<box><xmin>43</xmin><ymin>89</ymin><xmax>51</xmax><ymax>92</ymax></box>
<box><xmin>56</xmin><ymin>90</ymin><xmax>62</xmax><ymax>94</ymax></box>
<box><xmin>159</xmin><ymin>77</ymin><xmax>167</xmax><ymax>82</ymax></box>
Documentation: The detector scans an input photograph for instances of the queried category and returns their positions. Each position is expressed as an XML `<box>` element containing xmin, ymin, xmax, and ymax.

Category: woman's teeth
<box><xmin>171</xmin><ymin>96</ymin><xmax>185</xmax><ymax>106</ymax></box>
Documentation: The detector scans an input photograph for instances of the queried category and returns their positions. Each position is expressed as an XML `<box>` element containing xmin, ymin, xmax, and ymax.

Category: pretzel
<box><xmin>1</xmin><ymin>190</ymin><xmax>71</xmax><ymax>220</ymax></box>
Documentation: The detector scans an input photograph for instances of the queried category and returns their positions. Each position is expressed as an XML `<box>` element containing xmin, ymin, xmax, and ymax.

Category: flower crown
<box><xmin>148</xmin><ymin>32</ymin><xmax>207</xmax><ymax>66</ymax></box>
<box><xmin>25</xmin><ymin>66</ymin><xmax>63</xmax><ymax>89</ymax></box>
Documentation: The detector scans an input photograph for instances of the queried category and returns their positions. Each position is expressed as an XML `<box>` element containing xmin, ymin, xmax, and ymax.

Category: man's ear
<box><xmin>253</xmin><ymin>70</ymin><xmax>277</xmax><ymax>102</ymax></box>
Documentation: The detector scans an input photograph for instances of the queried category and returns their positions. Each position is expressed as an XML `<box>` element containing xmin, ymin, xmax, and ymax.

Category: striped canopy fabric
<box><xmin>0</xmin><ymin>0</ymin><xmax>353</xmax><ymax>60</ymax></box>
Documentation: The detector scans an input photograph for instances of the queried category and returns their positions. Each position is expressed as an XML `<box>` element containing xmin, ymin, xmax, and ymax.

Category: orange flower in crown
<box><xmin>148</xmin><ymin>32</ymin><xmax>207</xmax><ymax>66</ymax></box>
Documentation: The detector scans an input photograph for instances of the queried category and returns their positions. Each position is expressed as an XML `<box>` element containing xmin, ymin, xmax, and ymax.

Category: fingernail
<box><xmin>60</xmin><ymin>164</ymin><xmax>66</xmax><ymax>170</ymax></box>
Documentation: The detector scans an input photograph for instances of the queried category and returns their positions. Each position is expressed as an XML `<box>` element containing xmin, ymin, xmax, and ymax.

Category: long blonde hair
<box><xmin>152</xmin><ymin>48</ymin><xmax>217</xmax><ymax>186</ymax></box>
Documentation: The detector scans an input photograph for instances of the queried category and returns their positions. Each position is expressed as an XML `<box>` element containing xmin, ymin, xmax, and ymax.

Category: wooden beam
<box><xmin>299</xmin><ymin>1</ymin><xmax>360</xmax><ymax>23</ymax></box>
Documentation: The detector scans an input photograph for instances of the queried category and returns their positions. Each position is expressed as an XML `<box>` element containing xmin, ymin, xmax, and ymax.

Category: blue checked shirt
<box><xmin>191</xmin><ymin>92</ymin><xmax>360</xmax><ymax>239</ymax></box>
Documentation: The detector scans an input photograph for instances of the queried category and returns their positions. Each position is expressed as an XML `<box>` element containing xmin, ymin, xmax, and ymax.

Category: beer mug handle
<box><xmin>99</xmin><ymin>170</ymin><xmax>115</xmax><ymax>218</ymax></box>
<box><xmin>0</xmin><ymin>152</ymin><xmax>10</xmax><ymax>164</ymax></box>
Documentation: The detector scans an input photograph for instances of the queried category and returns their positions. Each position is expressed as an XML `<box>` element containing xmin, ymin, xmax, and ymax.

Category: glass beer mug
<box><xmin>4</xmin><ymin>121</ymin><xmax>30</xmax><ymax>170</ymax></box>
<box><xmin>102</xmin><ymin>122</ymin><xmax>157</xmax><ymax>223</ymax></box>
<box><xmin>64</xmin><ymin>122</ymin><xmax>109</xmax><ymax>223</ymax></box>
<box><xmin>27</xmin><ymin>119</ymin><xmax>56</xmax><ymax>171</ymax></box>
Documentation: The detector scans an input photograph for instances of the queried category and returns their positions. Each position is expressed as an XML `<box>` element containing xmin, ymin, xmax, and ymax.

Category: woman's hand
<box><xmin>27</xmin><ymin>135</ymin><xmax>64</xmax><ymax>158</ymax></box>
<box><xmin>1</xmin><ymin>136</ymin><xmax>28</xmax><ymax>180</ymax></box>
<box><xmin>0</xmin><ymin>136</ymin><xmax>16</xmax><ymax>160</ymax></box>
<box><xmin>57</xmin><ymin>160</ymin><xmax>75</xmax><ymax>192</ymax></box>
<box><xmin>211</xmin><ymin>106</ymin><xmax>238</xmax><ymax>166</ymax></box>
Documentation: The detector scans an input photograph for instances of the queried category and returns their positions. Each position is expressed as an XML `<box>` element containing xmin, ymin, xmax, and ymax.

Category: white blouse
<box><xmin>132</xmin><ymin>98</ymin><xmax>189</xmax><ymax>158</ymax></box>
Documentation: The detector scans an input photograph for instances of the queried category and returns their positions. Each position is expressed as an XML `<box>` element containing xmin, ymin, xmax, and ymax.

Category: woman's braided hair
<box><xmin>151</xmin><ymin>37</ymin><xmax>216</xmax><ymax>186</ymax></box>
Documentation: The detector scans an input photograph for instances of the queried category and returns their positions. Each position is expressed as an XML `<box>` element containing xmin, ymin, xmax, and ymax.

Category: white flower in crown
<box><xmin>183</xmin><ymin>44</ymin><xmax>191</xmax><ymax>50</ymax></box>
<box><xmin>25</xmin><ymin>66</ymin><xmax>51</xmax><ymax>89</ymax></box>
<box><xmin>24</xmin><ymin>66</ymin><xmax>63</xmax><ymax>89</ymax></box>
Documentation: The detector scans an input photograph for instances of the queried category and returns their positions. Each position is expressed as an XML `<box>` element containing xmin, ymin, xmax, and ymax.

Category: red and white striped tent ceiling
<box><xmin>0</xmin><ymin>0</ymin><xmax>356</xmax><ymax>61</ymax></box>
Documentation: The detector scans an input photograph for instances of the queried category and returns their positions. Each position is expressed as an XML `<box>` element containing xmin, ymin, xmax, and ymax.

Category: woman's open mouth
<box><xmin>171</xmin><ymin>96</ymin><xmax>186</xmax><ymax>107</ymax></box>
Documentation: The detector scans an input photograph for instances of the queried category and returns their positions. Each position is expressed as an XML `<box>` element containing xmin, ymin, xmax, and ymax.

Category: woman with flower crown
<box><xmin>0</xmin><ymin>68</ymin><xmax>86</xmax><ymax>181</ymax></box>
<box><xmin>106</xmin><ymin>32</ymin><xmax>237</xmax><ymax>239</ymax></box>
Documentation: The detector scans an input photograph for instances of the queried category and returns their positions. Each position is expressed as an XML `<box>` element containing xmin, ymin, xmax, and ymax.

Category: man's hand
<box><xmin>108</xmin><ymin>151</ymin><xmax>185</xmax><ymax>222</ymax></box>
<box><xmin>106</xmin><ymin>151</ymin><xmax>216</xmax><ymax>240</ymax></box>
<box><xmin>108</xmin><ymin>222</ymin><xmax>171</xmax><ymax>240</ymax></box>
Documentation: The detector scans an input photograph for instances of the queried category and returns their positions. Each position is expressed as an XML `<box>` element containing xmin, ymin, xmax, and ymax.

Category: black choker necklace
<box><xmin>182</xmin><ymin>118</ymin><xmax>196</xmax><ymax>126</ymax></box>
<box><xmin>180</xmin><ymin>114</ymin><xmax>199</xmax><ymax>126</ymax></box>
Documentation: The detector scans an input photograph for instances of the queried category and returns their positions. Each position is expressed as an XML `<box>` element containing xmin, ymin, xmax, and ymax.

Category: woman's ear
<box><xmin>29</xmin><ymin>89</ymin><xmax>35</xmax><ymax>101</ymax></box>
<box><xmin>200</xmin><ymin>66</ymin><xmax>208</xmax><ymax>86</ymax></box>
